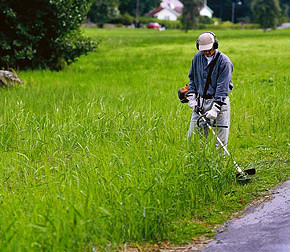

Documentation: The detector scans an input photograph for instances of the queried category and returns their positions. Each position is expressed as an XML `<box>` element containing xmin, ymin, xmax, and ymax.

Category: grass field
<box><xmin>0</xmin><ymin>28</ymin><xmax>289</xmax><ymax>250</ymax></box>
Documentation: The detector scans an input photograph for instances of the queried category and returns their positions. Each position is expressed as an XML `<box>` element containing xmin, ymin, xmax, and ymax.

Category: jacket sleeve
<box><xmin>214</xmin><ymin>60</ymin><xmax>233</xmax><ymax>103</ymax></box>
<box><xmin>187</xmin><ymin>58</ymin><xmax>197</xmax><ymax>96</ymax></box>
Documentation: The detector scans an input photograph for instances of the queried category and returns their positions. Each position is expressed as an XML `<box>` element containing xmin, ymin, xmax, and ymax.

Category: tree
<box><xmin>207</xmin><ymin>0</ymin><xmax>285</xmax><ymax>23</ymax></box>
<box><xmin>118</xmin><ymin>0</ymin><xmax>160</xmax><ymax>17</ymax></box>
<box><xmin>207</xmin><ymin>0</ymin><xmax>252</xmax><ymax>23</ymax></box>
<box><xmin>180</xmin><ymin>0</ymin><xmax>203</xmax><ymax>32</ymax></box>
<box><xmin>280</xmin><ymin>0</ymin><xmax>290</xmax><ymax>19</ymax></box>
<box><xmin>0</xmin><ymin>0</ymin><xmax>97</xmax><ymax>70</ymax></box>
<box><xmin>251</xmin><ymin>0</ymin><xmax>281</xmax><ymax>31</ymax></box>
<box><xmin>87</xmin><ymin>0</ymin><xmax>119</xmax><ymax>27</ymax></box>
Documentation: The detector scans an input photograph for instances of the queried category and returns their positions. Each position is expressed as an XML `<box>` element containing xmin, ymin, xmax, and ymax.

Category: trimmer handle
<box><xmin>197</xmin><ymin>113</ymin><xmax>210</xmax><ymax>128</ymax></box>
<box><xmin>194</xmin><ymin>105</ymin><xmax>202</xmax><ymax>114</ymax></box>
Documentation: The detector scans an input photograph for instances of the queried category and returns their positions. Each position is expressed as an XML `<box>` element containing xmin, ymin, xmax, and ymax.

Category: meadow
<box><xmin>0</xmin><ymin>28</ymin><xmax>289</xmax><ymax>250</ymax></box>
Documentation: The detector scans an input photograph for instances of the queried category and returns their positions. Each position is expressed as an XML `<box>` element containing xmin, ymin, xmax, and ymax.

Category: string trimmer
<box><xmin>196</xmin><ymin>111</ymin><xmax>256</xmax><ymax>183</ymax></box>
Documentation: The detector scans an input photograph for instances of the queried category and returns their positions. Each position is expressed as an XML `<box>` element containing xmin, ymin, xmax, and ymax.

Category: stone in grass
<box><xmin>0</xmin><ymin>70</ymin><xmax>25</xmax><ymax>87</ymax></box>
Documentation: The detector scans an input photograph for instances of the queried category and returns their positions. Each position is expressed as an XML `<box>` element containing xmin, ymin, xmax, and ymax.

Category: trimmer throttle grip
<box><xmin>197</xmin><ymin>114</ymin><xmax>210</xmax><ymax>128</ymax></box>
<box><xmin>194</xmin><ymin>105</ymin><xmax>202</xmax><ymax>114</ymax></box>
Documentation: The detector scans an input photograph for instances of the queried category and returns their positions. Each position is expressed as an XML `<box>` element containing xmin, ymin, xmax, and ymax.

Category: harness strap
<box><xmin>199</xmin><ymin>51</ymin><xmax>221</xmax><ymax>110</ymax></box>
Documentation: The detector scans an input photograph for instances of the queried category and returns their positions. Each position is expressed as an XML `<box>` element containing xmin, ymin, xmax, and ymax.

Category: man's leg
<box><xmin>188</xmin><ymin>110</ymin><xmax>202</xmax><ymax>139</ymax></box>
<box><xmin>215</xmin><ymin>97</ymin><xmax>230</xmax><ymax>148</ymax></box>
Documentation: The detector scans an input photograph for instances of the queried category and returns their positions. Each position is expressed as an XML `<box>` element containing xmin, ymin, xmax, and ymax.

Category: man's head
<box><xmin>201</xmin><ymin>48</ymin><xmax>215</xmax><ymax>57</ymax></box>
<box><xmin>196</xmin><ymin>31</ymin><xmax>218</xmax><ymax>52</ymax></box>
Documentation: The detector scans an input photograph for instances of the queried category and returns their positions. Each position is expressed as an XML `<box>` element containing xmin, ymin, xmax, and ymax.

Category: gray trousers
<box><xmin>188</xmin><ymin>97</ymin><xmax>230</xmax><ymax>148</ymax></box>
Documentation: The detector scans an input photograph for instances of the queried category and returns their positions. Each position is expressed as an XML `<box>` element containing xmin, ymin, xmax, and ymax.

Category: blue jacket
<box><xmin>186</xmin><ymin>50</ymin><xmax>233</xmax><ymax>103</ymax></box>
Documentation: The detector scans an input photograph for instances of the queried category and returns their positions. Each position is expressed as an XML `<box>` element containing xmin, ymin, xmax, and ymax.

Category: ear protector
<box><xmin>196</xmin><ymin>31</ymin><xmax>219</xmax><ymax>50</ymax></box>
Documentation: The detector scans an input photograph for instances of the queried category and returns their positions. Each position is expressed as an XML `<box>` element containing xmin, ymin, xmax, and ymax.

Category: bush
<box><xmin>0</xmin><ymin>0</ymin><xmax>97</xmax><ymax>70</ymax></box>
<box><xmin>202</xmin><ymin>21</ymin><xmax>260</xmax><ymax>30</ymax></box>
<box><xmin>110</xmin><ymin>13</ymin><xmax>135</xmax><ymax>26</ymax></box>
<box><xmin>109</xmin><ymin>15</ymin><xmax>182</xmax><ymax>29</ymax></box>
<box><xmin>199</xmin><ymin>16</ymin><xmax>214</xmax><ymax>25</ymax></box>
<box><xmin>158</xmin><ymin>19</ymin><xmax>182</xmax><ymax>29</ymax></box>
<box><xmin>87</xmin><ymin>0</ymin><xmax>119</xmax><ymax>26</ymax></box>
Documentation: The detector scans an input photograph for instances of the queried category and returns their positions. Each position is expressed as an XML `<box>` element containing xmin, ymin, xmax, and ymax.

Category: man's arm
<box><xmin>214</xmin><ymin>61</ymin><xmax>233</xmax><ymax>104</ymax></box>
<box><xmin>206</xmin><ymin>59</ymin><xmax>233</xmax><ymax>120</ymax></box>
<box><xmin>187</xmin><ymin>59</ymin><xmax>197</xmax><ymax>96</ymax></box>
<box><xmin>186</xmin><ymin>59</ymin><xmax>198</xmax><ymax>109</ymax></box>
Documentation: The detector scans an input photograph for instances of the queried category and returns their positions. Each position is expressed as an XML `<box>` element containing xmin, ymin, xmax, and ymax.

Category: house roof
<box><xmin>201</xmin><ymin>5</ymin><xmax>213</xmax><ymax>14</ymax></box>
<box><xmin>148</xmin><ymin>0</ymin><xmax>183</xmax><ymax>16</ymax></box>
<box><xmin>160</xmin><ymin>0</ymin><xmax>183</xmax><ymax>9</ymax></box>
<box><xmin>147</xmin><ymin>7</ymin><xmax>180</xmax><ymax>17</ymax></box>
<box><xmin>147</xmin><ymin>7</ymin><xmax>164</xmax><ymax>17</ymax></box>
<box><xmin>174</xmin><ymin>7</ymin><xmax>182</xmax><ymax>14</ymax></box>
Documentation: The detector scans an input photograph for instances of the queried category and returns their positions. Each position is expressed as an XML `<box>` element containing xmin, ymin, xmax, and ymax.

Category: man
<box><xmin>186</xmin><ymin>31</ymin><xmax>233</xmax><ymax>147</ymax></box>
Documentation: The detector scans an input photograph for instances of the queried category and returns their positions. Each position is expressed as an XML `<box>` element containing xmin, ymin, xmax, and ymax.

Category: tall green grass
<box><xmin>0</xmin><ymin>28</ymin><xmax>289</xmax><ymax>250</ymax></box>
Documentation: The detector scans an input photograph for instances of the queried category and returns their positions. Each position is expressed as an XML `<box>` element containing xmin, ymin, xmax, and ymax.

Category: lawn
<box><xmin>0</xmin><ymin>28</ymin><xmax>289</xmax><ymax>250</ymax></box>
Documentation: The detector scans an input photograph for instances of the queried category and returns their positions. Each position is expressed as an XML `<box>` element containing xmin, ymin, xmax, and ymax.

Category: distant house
<box><xmin>200</xmin><ymin>0</ymin><xmax>214</xmax><ymax>18</ymax></box>
<box><xmin>160</xmin><ymin>0</ymin><xmax>184</xmax><ymax>10</ymax></box>
<box><xmin>147</xmin><ymin>0</ymin><xmax>213</xmax><ymax>21</ymax></box>
<box><xmin>147</xmin><ymin>0</ymin><xmax>183</xmax><ymax>21</ymax></box>
<box><xmin>147</xmin><ymin>6</ymin><xmax>181</xmax><ymax>21</ymax></box>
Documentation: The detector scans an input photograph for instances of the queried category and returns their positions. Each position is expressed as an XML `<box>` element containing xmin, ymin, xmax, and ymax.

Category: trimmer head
<box><xmin>244</xmin><ymin>168</ymin><xmax>256</xmax><ymax>175</ymax></box>
<box><xmin>236</xmin><ymin>168</ymin><xmax>256</xmax><ymax>183</ymax></box>
<box><xmin>236</xmin><ymin>173</ymin><xmax>253</xmax><ymax>183</ymax></box>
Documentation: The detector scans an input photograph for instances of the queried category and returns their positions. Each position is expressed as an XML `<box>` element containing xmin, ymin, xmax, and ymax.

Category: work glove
<box><xmin>187</xmin><ymin>94</ymin><xmax>197</xmax><ymax>110</ymax></box>
<box><xmin>205</xmin><ymin>102</ymin><xmax>221</xmax><ymax>120</ymax></box>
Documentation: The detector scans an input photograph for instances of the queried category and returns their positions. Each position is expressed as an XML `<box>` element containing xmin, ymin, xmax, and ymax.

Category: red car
<box><xmin>147</xmin><ymin>22</ymin><xmax>161</xmax><ymax>29</ymax></box>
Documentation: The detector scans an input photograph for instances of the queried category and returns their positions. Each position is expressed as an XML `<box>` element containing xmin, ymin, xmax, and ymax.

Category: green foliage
<box><xmin>207</xmin><ymin>0</ymin><xmax>286</xmax><ymax>23</ymax></box>
<box><xmin>108</xmin><ymin>15</ymin><xmax>182</xmax><ymax>29</ymax></box>
<box><xmin>278</xmin><ymin>1</ymin><xmax>290</xmax><ymax>24</ymax></box>
<box><xmin>199</xmin><ymin>15</ymin><xmax>214</xmax><ymax>25</ymax></box>
<box><xmin>280</xmin><ymin>0</ymin><xmax>290</xmax><ymax>18</ymax></box>
<box><xmin>202</xmin><ymin>22</ymin><xmax>260</xmax><ymax>30</ymax></box>
<box><xmin>180</xmin><ymin>0</ymin><xmax>203</xmax><ymax>32</ymax></box>
<box><xmin>0</xmin><ymin>0</ymin><xmax>97</xmax><ymax>70</ymax></box>
<box><xmin>251</xmin><ymin>0</ymin><xmax>281</xmax><ymax>31</ymax></box>
<box><xmin>118</xmin><ymin>0</ymin><xmax>160</xmax><ymax>16</ymax></box>
<box><xmin>87</xmin><ymin>0</ymin><xmax>119</xmax><ymax>26</ymax></box>
<box><xmin>110</xmin><ymin>12</ymin><xmax>135</xmax><ymax>26</ymax></box>
<box><xmin>155</xmin><ymin>19</ymin><xmax>182</xmax><ymax>29</ymax></box>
